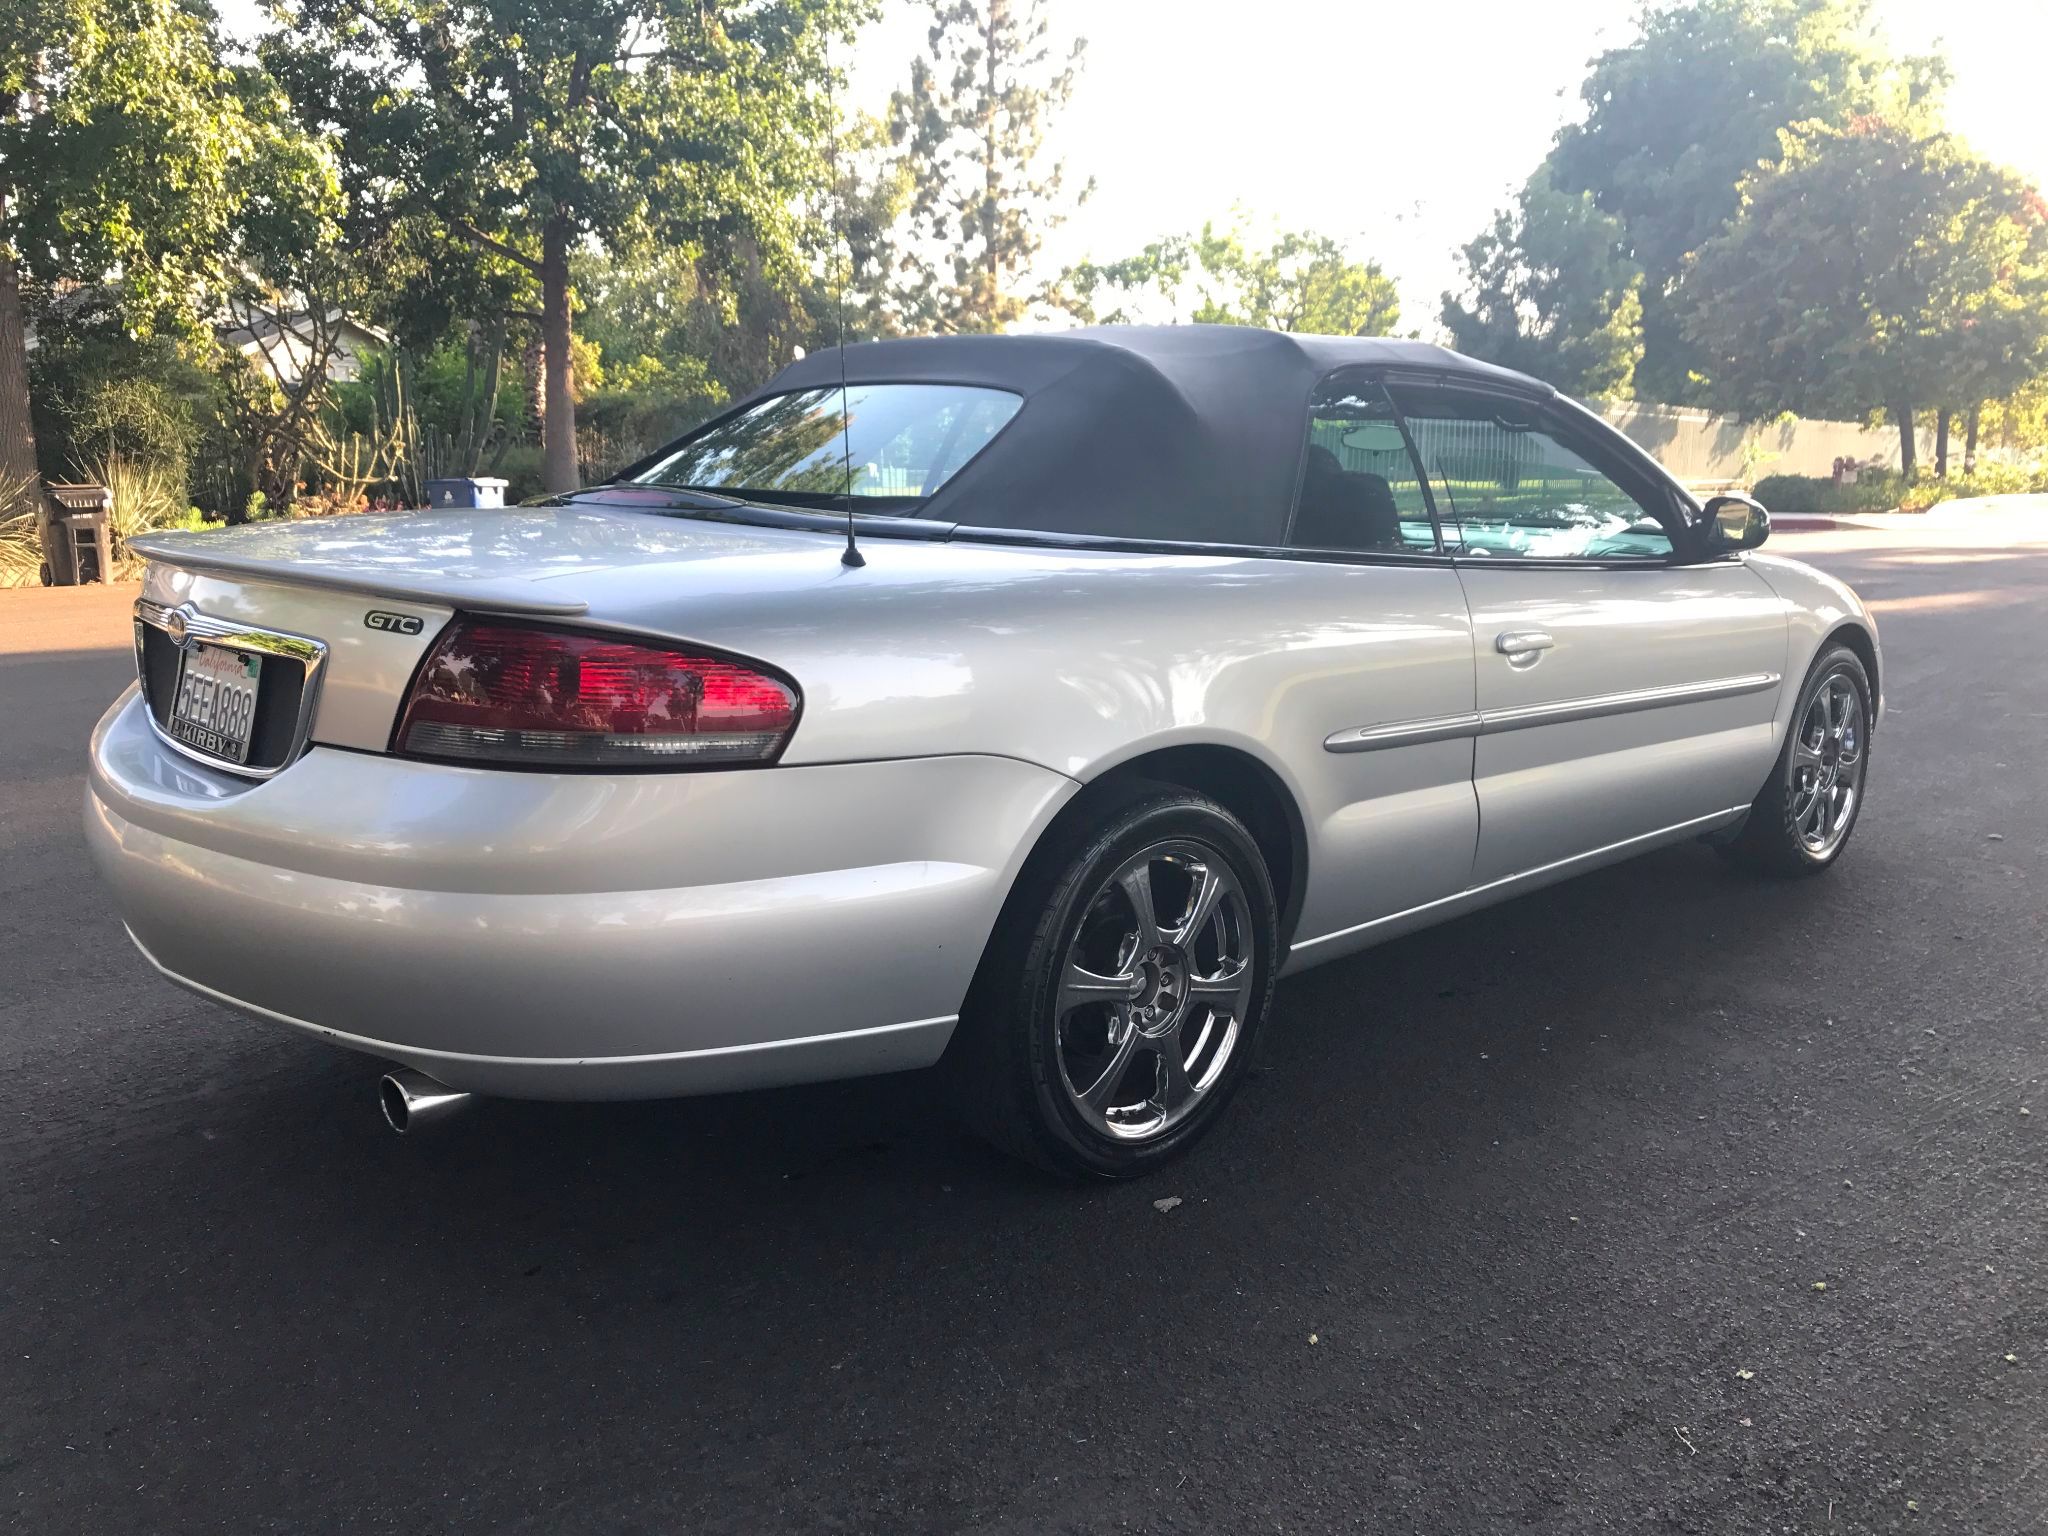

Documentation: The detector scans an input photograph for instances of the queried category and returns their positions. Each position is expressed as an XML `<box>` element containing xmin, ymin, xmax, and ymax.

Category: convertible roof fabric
<box><xmin>752</xmin><ymin>326</ymin><xmax>1550</xmax><ymax>546</ymax></box>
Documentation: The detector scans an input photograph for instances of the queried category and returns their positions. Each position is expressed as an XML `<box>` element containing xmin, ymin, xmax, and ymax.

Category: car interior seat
<box><xmin>1294</xmin><ymin>446</ymin><xmax>1404</xmax><ymax>551</ymax></box>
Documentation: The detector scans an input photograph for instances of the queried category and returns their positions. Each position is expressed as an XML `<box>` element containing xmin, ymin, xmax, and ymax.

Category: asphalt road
<box><xmin>3</xmin><ymin>523</ymin><xmax>2044</xmax><ymax>1534</ymax></box>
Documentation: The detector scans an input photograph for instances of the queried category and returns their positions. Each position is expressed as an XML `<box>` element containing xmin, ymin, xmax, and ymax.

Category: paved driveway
<box><xmin>2</xmin><ymin>528</ymin><xmax>2044</xmax><ymax>1534</ymax></box>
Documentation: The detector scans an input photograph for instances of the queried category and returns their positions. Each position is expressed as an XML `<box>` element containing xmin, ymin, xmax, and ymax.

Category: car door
<box><xmin>1389</xmin><ymin>380</ymin><xmax>1788</xmax><ymax>887</ymax></box>
<box><xmin>1273</xmin><ymin>372</ymin><xmax>1480</xmax><ymax>960</ymax></box>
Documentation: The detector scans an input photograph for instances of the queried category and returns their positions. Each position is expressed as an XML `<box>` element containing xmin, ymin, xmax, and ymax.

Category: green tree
<box><xmin>1545</xmin><ymin>0</ymin><xmax>1943</xmax><ymax>401</ymax></box>
<box><xmin>819</xmin><ymin>111</ymin><xmax>917</xmax><ymax>342</ymax></box>
<box><xmin>267</xmin><ymin>0</ymin><xmax>868</xmax><ymax>494</ymax></box>
<box><xmin>889</xmin><ymin>0</ymin><xmax>1087</xmax><ymax>333</ymax></box>
<box><xmin>0</xmin><ymin>0</ymin><xmax>331</xmax><ymax>536</ymax></box>
<box><xmin>1685</xmin><ymin>120</ymin><xmax>2048</xmax><ymax>476</ymax></box>
<box><xmin>1441</xmin><ymin>174</ymin><xmax>1644</xmax><ymax>398</ymax></box>
<box><xmin>1064</xmin><ymin>219</ymin><xmax>1399</xmax><ymax>336</ymax></box>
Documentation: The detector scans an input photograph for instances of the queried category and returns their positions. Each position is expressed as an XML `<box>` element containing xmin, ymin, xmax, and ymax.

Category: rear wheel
<box><xmin>950</xmin><ymin>788</ymin><xmax>1278</xmax><ymax>1178</ymax></box>
<box><xmin>1724</xmin><ymin>643</ymin><xmax>1872</xmax><ymax>875</ymax></box>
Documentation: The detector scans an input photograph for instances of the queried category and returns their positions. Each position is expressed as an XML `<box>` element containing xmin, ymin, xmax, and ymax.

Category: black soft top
<box><xmin>746</xmin><ymin>326</ymin><xmax>1550</xmax><ymax>546</ymax></box>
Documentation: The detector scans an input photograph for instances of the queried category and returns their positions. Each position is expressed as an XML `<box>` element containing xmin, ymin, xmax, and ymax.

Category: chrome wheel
<box><xmin>1789</xmin><ymin>672</ymin><xmax>1864</xmax><ymax>858</ymax></box>
<box><xmin>1054</xmin><ymin>840</ymin><xmax>1256</xmax><ymax>1143</ymax></box>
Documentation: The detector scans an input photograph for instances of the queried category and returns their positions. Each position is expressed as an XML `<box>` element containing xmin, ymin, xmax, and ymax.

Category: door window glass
<box><xmin>1390</xmin><ymin>389</ymin><xmax>1672</xmax><ymax>560</ymax></box>
<box><xmin>1292</xmin><ymin>375</ymin><xmax>1439</xmax><ymax>554</ymax></box>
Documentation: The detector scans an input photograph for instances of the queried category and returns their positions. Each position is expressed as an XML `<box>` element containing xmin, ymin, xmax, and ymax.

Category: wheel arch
<box><xmin>1085</xmin><ymin>743</ymin><xmax>1310</xmax><ymax>945</ymax></box>
<box><xmin>1822</xmin><ymin>620</ymin><xmax>1881</xmax><ymax>723</ymax></box>
<box><xmin>978</xmin><ymin>738</ymin><xmax>1311</xmax><ymax>977</ymax></box>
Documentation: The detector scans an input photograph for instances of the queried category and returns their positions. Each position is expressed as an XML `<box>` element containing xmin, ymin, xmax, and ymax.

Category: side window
<box><xmin>1291</xmin><ymin>375</ymin><xmax>1439</xmax><ymax>555</ymax></box>
<box><xmin>1389</xmin><ymin>387</ymin><xmax>1673</xmax><ymax>561</ymax></box>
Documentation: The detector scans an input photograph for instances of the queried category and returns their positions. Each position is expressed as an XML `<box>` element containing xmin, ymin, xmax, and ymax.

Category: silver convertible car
<box><xmin>88</xmin><ymin>326</ymin><xmax>1879</xmax><ymax>1177</ymax></box>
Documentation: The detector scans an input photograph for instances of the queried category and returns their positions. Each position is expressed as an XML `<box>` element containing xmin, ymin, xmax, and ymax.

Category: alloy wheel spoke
<box><xmin>1170</xmin><ymin>862</ymin><xmax>1225</xmax><ymax>947</ymax></box>
<box><xmin>1119</xmin><ymin>864</ymin><xmax>1164</xmax><ymax>950</ymax></box>
<box><xmin>1079</xmin><ymin>1020</ymin><xmax>1141</xmax><ymax>1115</ymax></box>
<box><xmin>1798</xmin><ymin>793</ymin><xmax>1826</xmax><ymax>837</ymax></box>
<box><xmin>1155</xmin><ymin>1039</ymin><xmax>1197</xmax><ymax>1114</ymax></box>
<box><xmin>1189</xmin><ymin>958</ymin><xmax>1253</xmax><ymax>1011</ymax></box>
<box><xmin>1061</xmin><ymin>959</ymin><xmax>1140</xmax><ymax>1010</ymax></box>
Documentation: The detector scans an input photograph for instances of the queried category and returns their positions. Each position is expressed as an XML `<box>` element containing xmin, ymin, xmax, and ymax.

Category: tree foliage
<box><xmin>1064</xmin><ymin>220</ymin><xmax>1399</xmax><ymax>336</ymax></box>
<box><xmin>266</xmin><ymin>0</ymin><xmax>869</xmax><ymax>491</ymax></box>
<box><xmin>888</xmin><ymin>0</ymin><xmax>1087</xmax><ymax>333</ymax></box>
<box><xmin>1685</xmin><ymin>119</ymin><xmax>2048</xmax><ymax>475</ymax></box>
<box><xmin>1543</xmin><ymin>0</ymin><xmax>1944</xmax><ymax>401</ymax></box>
<box><xmin>0</xmin><ymin>0</ymin><xmax>336</xmax><ymax>523</ymax></box>
<box><xmin>3</xmin><ymin>0</ymin><xmax>334</xmax><ymax>336</ymax></box>
<box><xmin>1441</xmin><ymin>174</ymin><xmax>1643</xmax><ymax>398</ymax></box>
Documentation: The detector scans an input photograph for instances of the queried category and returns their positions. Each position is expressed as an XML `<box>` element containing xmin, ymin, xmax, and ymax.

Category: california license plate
<box><xmin>170</xmin><ymin>642</ymin><xmax>263</xmax><ymax>764</ymax></box>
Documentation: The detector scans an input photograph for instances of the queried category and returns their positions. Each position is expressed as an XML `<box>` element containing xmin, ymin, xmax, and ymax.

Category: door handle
<box><xmin>1495</xmin><ymin>629</ymin><xmax>1556</xmax><ymax>659</ymax></box>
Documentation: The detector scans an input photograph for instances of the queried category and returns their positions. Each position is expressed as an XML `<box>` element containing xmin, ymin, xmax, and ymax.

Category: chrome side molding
<box><xmin>1324</xmin><ymin>671</ymin><xmax>1781</xmax><ymax>753</ymax></box>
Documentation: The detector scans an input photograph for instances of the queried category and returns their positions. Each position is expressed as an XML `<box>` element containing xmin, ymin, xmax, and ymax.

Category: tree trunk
<box><xmin>521</xmin><ymin>326</ymin><xmax>545</xmax><ymax>443</ymax></box>
<box><xmin>540</xmin><ymin>221</ymin><xmax>578</xmax><ymax>493</ymax></box>
<box><xmin>0</xmin><ymin>196</ymin><xmax>47</xmax><ymax>557</ymax></box>
<box><xmin>1891</xmin><ymin>401</ymin><xmax>1917</xmax><ymax>479</ymax></box>
<box><xmin>1935</xmin><ymin>407</ymin><xmax>1950</xmax><ymax>478</ymax></box>
<box><xmin>1964</xmin><ymin>404</ymin><xmax>1981</xmax><ymax>477</ymax></box>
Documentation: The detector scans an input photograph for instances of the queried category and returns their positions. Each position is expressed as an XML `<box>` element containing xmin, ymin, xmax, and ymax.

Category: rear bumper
<box><xmin>86</xmin><ymin>688</ymin><xmax>1075</xmax><ymax>1098</ymax></box>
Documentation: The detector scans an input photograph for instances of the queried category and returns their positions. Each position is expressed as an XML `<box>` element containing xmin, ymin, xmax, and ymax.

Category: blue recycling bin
<box><xmin>422</xmin><ymin>477</ymin><xmax>508</xmax><ymax>510</ymax></box>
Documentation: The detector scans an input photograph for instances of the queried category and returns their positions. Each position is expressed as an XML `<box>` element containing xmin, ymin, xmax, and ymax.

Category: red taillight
<box><xmin>395</xmin><ymin>619</ymin><xmax>798</xmax><ymax>768</ymax></box>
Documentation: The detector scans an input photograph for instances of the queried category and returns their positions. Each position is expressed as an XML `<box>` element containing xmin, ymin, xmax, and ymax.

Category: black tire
<box><xmin>1723</xmin><ymin>642</ymin><xmax>1873</xmax><ymax>875</ymax></box>
<box><xmin>948</xmin><ymin>786</ymin><xmax>1279</xmax><ymax>1179</ymax></box>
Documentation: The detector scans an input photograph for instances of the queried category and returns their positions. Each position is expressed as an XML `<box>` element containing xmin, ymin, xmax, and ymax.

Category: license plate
<box><xmin>169</xmin><ymin>642</ymin><xmax>263</xmax><ymax>764</ymax></box>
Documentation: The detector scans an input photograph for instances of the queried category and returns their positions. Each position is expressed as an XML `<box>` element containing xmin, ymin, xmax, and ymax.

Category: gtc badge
<box><xmin>365</xmin><ymin>610</ymin><xmax>425</xmax><ymax>636</ymax></box>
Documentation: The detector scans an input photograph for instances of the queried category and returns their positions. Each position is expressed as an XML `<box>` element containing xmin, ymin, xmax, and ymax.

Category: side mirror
<box><xmin>1702</xmin><ymin>492</ymin><xmax>1771</xmax><ymax>553</ymax></box>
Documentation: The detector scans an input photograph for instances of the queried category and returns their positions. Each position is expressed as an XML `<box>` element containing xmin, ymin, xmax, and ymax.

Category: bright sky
<box><xmin>215</xmin><ymin>0</ymin><xmax>2046</xmax><ymax>337</ymax></box>
<box><xmin>845</xmin><ymin>0</ymin><xmax>2048</xmax><ymax>335</ymax></box>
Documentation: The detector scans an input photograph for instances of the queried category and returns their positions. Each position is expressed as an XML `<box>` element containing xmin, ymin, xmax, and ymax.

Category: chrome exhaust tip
<box><xmin>379</xmin><ymin>1069</ymin><xmax>473</xmax><ymax>1134</ymax></box>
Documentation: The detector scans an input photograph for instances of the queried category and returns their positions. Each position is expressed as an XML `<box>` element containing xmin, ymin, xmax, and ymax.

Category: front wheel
<box><xmin>1723</xmin><ymin>643</ymin><xmax>1872</xmax><ymax>875</ymax></box>
<box><xmin>949</xmin><ymin>788</ymin><xmax>1279</xmax><ymax>1179</ymax></box>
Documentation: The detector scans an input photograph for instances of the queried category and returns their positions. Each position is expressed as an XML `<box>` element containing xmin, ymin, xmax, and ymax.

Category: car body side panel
<box><xmin>689</xmin><ymin>551</ymin><xmax>1483</xmax><ymax>949</ymax></box>
<box><xmin>1742</xmin><ymin>551</ymin><xmax>1885</xmax><ymax>732</ymax></box>
<box><xmin>1457</xmin><ymin>560</ymin><xmax>1790</xmax><ymax>883</ymax></box>
<box><xmin>128</xmin><ymin>527</ymin><xmax>1482</xmax><ymax>1020</ymax></box>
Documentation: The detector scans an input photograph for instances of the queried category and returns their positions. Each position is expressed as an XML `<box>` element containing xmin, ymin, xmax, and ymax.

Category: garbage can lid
<box><xmin>48</xmin><ymin>483</ymin><xmax>114</xmax><ymax>511</ymax></box>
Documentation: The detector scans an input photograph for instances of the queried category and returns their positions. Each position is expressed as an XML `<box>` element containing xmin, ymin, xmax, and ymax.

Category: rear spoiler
<box><xmin>125</xmin><ymin>534</ymin><xmax>589</xmax><ymax>618</ymax></box>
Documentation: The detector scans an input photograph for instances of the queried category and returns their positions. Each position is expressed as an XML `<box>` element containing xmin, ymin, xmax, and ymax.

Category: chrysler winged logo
<box><xmin>163</xmin><ymin>605</ymin><xmax>191</xmax><ymax>649</ymax></box>
<box><xmin>365</xmin><ymin>610</ymin><xmax>425</xmax><ymax>636</ymax></box>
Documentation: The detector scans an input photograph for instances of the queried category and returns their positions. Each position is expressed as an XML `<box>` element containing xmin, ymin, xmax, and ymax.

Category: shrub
<box><xmin>1751</xmin><ymin>472</ymin><xmax>1904</xmax><ymax>515</ymax></box>
<box><xmin>0</xmin><ymin>478</ymin><xmax>41</xmax><ymax>588</ymax></box>
<box><xmin>88</xmin><ymin>454</ymin><xmax>205</xmax><ymax>575</ymax></box>
<box><xmin>1752</xmin><ymin>466</ymin><xmax>2048</xmax><ymax>517</ymax></box>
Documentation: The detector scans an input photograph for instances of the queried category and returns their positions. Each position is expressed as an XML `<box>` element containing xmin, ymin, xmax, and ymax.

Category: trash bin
<box><xmin>422</xmin><ymin>477</ymin><xmax>509</xmax><ymax>510</ymax></box>
<box><xmin>43</xmin><ymin>484</ymin><xmax>115</xmax><ymax>585</ymax></box>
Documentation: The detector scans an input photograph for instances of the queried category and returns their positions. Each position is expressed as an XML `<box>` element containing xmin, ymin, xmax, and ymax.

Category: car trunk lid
<box><xmin>126</xmin><ymin>502</ymin><xmax>850</xmax><ymax>764</ymax></box>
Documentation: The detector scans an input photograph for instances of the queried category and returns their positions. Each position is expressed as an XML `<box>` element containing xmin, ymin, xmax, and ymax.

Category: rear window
<box><xmin>631</xmin><ymin>383</ymin><xmax>1022</xmax><ymax>506</ymax></box>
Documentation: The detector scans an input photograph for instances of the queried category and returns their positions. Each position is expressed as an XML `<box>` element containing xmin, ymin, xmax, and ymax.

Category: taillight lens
<box><xmin>395</xmin><ymin>618</ymin><xmax>798</xmax><ymax>768</ymax></box>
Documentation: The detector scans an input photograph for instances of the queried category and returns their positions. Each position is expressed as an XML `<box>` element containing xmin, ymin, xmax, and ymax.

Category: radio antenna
<box><xmin>824</xmin><ymin>33</ymin><xmax>864</xmax><ymax>569</ymax></box>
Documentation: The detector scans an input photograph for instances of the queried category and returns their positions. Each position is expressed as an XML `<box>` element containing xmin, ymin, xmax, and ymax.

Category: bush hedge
<box><xmin>1752</xmin><ymin>465</ymin><xmax>2048</xmax><ymax>516</ymax></box>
